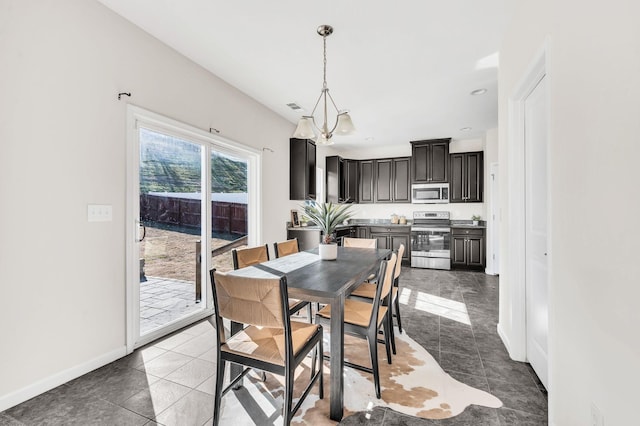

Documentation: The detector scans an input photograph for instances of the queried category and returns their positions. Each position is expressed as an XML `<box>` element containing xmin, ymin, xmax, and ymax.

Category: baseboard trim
<box><xmin>0</xmin><ymin>346</ymin><xmax>127</xmax><ymax>412</ymax></box>
<box><xmin>496</xmin><ymin>322</ymin><xmax>512</xmax><ymax>355</ymax></box>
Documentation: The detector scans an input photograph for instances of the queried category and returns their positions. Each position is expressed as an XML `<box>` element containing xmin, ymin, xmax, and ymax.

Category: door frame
<box><xmin>125</xmin><ymin>105</ymin><xmax>262</xmax><ymax>352</ymax></box>
<box><xmin>500</xmin><ymin>41</ymin><xmax>553</xmax><ymax>392</ymax></box>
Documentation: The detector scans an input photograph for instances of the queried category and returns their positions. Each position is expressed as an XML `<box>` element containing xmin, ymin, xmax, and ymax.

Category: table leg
<box><xmin>329</xmin><ymin>294</ymin><xmax>344</xmax><ymax>421</ymax></box>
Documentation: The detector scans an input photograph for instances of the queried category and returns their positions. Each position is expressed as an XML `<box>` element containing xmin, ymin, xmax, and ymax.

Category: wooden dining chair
<box><xmin>316</xmin><ymin>253</ymin><xmax>396</xmax><ymax>399</ymax></box>
<box><xmin>342</xmin><ymin>237</ymin><xmax>377</xmax><ymax>248</ymax></box>
<box><xmin>209</xmin><ymin>270</ymin><xmax>323</xmax><ymax>426</ymax></box>
<box><xmin>273</xmin><ymin>238</ymin><xmax>300</xmax><ymax>258</ymax></box>
<box><xmin>271</xmin><ymin>239</ymin><xmax>313</xmax><ymax>322</ymax></box>
<box><xmin>232</xmin><ymin>244</ymin><xmax>311</xmax><ymax>320</ymax></box>
<box><xmin>350</xmin><ymin>244</ymin><xmax>405</xmax><ymax>355</ymax></box>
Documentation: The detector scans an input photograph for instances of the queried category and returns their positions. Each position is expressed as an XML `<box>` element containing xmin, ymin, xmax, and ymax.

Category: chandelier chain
<box><xmin>323</xmin><ymin>34</ymin><xmax>328</xmax><ymax>89</ymax></box>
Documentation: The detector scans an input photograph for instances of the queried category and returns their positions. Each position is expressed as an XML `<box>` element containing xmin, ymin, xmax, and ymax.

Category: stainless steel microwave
<box><xmin>411</xmin><ymin>183</ymin><xmax>449</xmax><ymax>204</ymax></box>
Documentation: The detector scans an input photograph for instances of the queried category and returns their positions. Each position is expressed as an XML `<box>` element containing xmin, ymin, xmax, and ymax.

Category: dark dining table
<box><xmin>227</xmin><ymin>246</ymin><xmax>391</xmax><ymax>421</ymax></box>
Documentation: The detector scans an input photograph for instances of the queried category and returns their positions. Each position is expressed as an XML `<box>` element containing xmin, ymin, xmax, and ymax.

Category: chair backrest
<box><xmin>232</xmin><ymin>244</ymin><xmax>269</xmax><ymax>269</ymax></box>
<box><xmin>394</xmin><ymin>244</ymin><xmax>405</xmax><ymax>281</ymax></box>
<box><xmin>343</xmin><ymin>237</ymin><xmax>377</xmax><ymax>248</ymax></box>
<box><xmin>368</xmin><ymin>253</ymin><xmax>397</xmax><ymax>327</ymax></box>
<box><xmin>273</xmin><ymin>238</ymin><xmax>299</xmax><ymax>258</ymax></box>
<box><xmin>209</xmin><ymin>270</ymin><xmax>289</xmax><ymax>344</ymax></box>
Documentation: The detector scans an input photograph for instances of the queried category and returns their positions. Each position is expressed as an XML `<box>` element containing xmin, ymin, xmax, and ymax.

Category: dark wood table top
<box><xmin>232</xmin><ymin>247</ymin><xmax>391</xmax><ymax>301</ymax></box>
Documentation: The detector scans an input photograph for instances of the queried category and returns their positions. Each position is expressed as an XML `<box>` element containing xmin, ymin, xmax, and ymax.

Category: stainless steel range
<box><xmin>411</xmin><ymin>211</ymin><xmax>451</xmax><ymax>270</ymax></box>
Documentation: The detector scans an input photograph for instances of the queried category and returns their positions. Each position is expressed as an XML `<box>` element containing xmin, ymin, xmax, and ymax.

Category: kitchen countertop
<box><xmin>289</xmin><ymin>220</ymin><xmax>486</xmax><ymax>231</ymax></box>
<box><xmin>450</xmin><ymin>220</ymin><xmax>487</xmax><ymax>229</ymax></box>
<box><xmin>288</xmin><ymin>220</ymin><xmax>411</xmax><ymax>231</ymax></box>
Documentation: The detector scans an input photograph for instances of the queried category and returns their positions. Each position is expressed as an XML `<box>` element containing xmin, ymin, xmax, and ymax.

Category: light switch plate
<box><xmin>88</xmin><ymin>204</ymin><xmax>113</xmax><ymax>222</ymax></box>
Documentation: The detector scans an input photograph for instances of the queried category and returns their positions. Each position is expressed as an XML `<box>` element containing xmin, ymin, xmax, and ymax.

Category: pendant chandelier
<box><xmin>292</xmin><ymin>25</ymin><xmax>355</xmax><ymax>145</ymax></box>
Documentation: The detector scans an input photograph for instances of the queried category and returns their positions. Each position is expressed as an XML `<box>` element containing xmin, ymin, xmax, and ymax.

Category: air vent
<box><xmin>286</xmin><ymin>102</ymin><xmax>302</xmax><ymax>111</ymax></box>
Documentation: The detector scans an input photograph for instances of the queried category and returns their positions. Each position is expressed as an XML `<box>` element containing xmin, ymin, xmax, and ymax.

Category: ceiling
<box><xmin>98</xmin><ymin>0</ymin><xmax>510</xmax><ymax>150</ymax></box>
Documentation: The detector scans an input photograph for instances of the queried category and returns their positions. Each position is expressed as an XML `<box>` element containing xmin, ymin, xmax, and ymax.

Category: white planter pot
<box><xmin>318</xmin><ymin>243</ymin><xmax>338</xmax><ymax>260</ymax></box>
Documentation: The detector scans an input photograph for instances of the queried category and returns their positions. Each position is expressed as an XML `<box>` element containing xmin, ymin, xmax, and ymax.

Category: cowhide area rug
<box><xmin>217</xmin><ymin>331</ymin><xmax>502</xmax><ymax>425</ymax></box>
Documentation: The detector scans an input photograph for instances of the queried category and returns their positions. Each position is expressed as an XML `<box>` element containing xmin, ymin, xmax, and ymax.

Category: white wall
<box><xmin>484</xmin><ymin>128</ymin><xmax>499</xmax><ymax>274</ymax></box>
<box><xmin>498</xmin><ymin>1</ymin><xmax>640</xmax><ymax>424</ymax></box>
<box><xmin>0</xmin><ymin>0</ymin><xmax>293</xmax><ymax>410</ymax></box>
<box><xmin>308</xmin><ymin>138</ymin><xmax>488</xmax><ymax>221</ymax></box>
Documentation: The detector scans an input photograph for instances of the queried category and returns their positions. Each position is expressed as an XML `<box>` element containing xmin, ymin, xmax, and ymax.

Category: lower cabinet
<box><xmin>368</xmin><ymin>226</ymin><xmax>411</xmax><ymax>263</ymax></box>
<box><xmin>451</xmin><ymin>228</ymin><xmax>485</xmax><ymax>270</ymax></box>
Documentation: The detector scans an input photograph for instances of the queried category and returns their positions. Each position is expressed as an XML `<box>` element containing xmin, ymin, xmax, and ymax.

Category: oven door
<box><xmin>410</xmin><ymin>227</ymin><xmax>451</xmax><ymax>258</ymax></box>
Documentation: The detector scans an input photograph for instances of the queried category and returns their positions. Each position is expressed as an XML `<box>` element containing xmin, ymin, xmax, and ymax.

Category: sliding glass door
<box><xmin>127</xmin><ymin>106</ymin><xmax>258</xmax><ymax>350</ymax></box>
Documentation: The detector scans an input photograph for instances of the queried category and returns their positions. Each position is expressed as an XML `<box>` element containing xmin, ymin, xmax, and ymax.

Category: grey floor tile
<box><xmin>113</xmin><ymin>345</ymin><xmax>168</xmax><ymax>369</ymax></box>
<box><xmin>153</xmin><ymin>332</ymin><xmax>196</xmax><ymax>351</ymax></box>
<box><xmin>164</xmin><ymin>358</ymin><xmax>215</xmax><ymax>388</ymax></box>
<box><xmin>482</xmin><ymin>359</ymin><xmax>537</xmax><ymax>386</ymax></box>
<box><xmin>486</xmin><ymin>378</ymin><xmax>548</xmax><ymax>418</ymax></box>
<box><xmin>497</xmin><ymin>407</ymin><xmax>548</xmax><ymax>425</ymax></box>
<box><xmin>121</xmin><ymin>379</ymin><xmax>191</xmax><ymax>419</ymax></box>
<box><xmin>439</xmin><ymin>325</ymin><xmax>478</xmax><ymax>357</ymax></box>
<box><xmin>445</xmin><ymin>370</ymin><xmax>490</xmax><ymax>393</ymax></box>
<box><xmin>66</xmin><ymin>364</ymin><xmax>159</xmax><ymax>405</ymax></box>
<box><xmin>154</xmin><ymin>389</ymin><xmax>214</xmax><ymax>426</ymax></box>
<box><xmin>0</xmin><ymin>413</ymin><xmax>23</xmax><ymax>425</ymax></box>
<box><xmin>339</xmin><ymin>406</ymin><xmax>386</xmax><ymax>425</ymax></box>
<box><xmin>136</xmin><ymin>351</ymin><xmax>194</xmax><ymax>378</ymax></box>
<box><xmin>439</xmin><ymin>351</ymin><xmax>485</xmax><ymax>377</ymax></box>
<box><xmin>170</xmin><ymin>332</ymin><xmax>216</xmax><ymax>358</ymax></box>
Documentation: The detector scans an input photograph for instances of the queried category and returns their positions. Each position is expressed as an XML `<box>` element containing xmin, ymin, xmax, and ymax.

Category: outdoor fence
<box><xmin>140</xmin><ymin>193</ymin><xmax>247</xmax><ymax>235</ymax></box>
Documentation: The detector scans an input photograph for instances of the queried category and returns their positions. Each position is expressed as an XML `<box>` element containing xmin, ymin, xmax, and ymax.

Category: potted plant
<box><xmin>471</xmin><ymin>214</ymin><xmax>481</xmax><ymax>226</ymax></box>
<box><xmin>302</xmin><ymin>201</ymin><xmax>354</xmax><ymax>260</ymax></box>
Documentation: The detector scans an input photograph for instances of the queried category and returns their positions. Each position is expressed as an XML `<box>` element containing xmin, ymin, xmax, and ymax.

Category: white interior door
<box><xmin>524</xmin><ymin>75</ymin><xmax>549</xmax><ymax>389</ymax></box>
<box><xmin>490</xmin><ymin>162</ymin><xmax>500</xmax><ymax>274</ymax></box>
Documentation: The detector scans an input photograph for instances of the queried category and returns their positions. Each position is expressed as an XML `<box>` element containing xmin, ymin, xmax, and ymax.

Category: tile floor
<box><xmin>0</xmin><ymin>269</ymin><xmax>547</xmax><ymax>426</ymax></box>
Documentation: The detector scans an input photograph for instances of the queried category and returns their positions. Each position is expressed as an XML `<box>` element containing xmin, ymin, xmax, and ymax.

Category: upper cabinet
<box><xmin>359</xmin><ymin>160</ymin><xmax>374</xmax><ymax>204</ymax></box>
<box><xmin>326</xmin><ymin>156</ymin><xmax>359</xmax><ymax>203</ymax></box>
<box><xmin>373</xmin><ymin>157</ymin><xmax>411</xmax><ymax>203</ymax></box>
<box><xmin>450</xmin><ymin>151</ymin><xmax>483</xmax><ymax>203</ymax></box>
<box><xmin>289</xmin><ymin>138</ymin><xmax>316</xmax><ymax>200</ymax></box>
<box><xmin>411</xmin><ymin>139</ymin><xmax>450</xmax><ymax>183</ymax></box>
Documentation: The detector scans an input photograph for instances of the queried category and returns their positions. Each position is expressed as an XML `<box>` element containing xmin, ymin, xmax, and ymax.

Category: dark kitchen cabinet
<box><xmin>289</xmin><ymin>138</ymin><xmax>316</xmax><ymax>200</ymax></box>
<box><xmin>393</xmin><ymin>157</ymin><xmax>411</xmax><ymax>202</ymax></box>
<box><xmin>451</xmin><ymin>228</ymin><xmax>485</xmax><ymax>270</ymax></box>
<box><xmin>374</xmin><ymin>159</ymin><xmax>393</xmax><ymax>202</ymax></box>
<box><xmin>411</xmin><ymin>139</ymin><xmax>450</xmax><ymax>184</ymax></box>
<box><xmin>344</xmin><ymin>160</ymin><xmax>359</xmax><ymax>203</ymax></box>
<box><xmin>357</xmin><ymin>226</ymin><xmax>369</xmax><ymax>238</ymax></box>
<box><xmin>450</xmin><ymin>151</ymin><xmax>483</xmax><ymax>203</ymax></box>
<box><xmin>368</xmin><ymin>226</ymin><xmax>411</xmax><ymax>263</ymax></box>
<box><xmin>326</xmin><ymin>157</ymin><xmax>360</xmax><ymax>203</ymax></box>
<box><xmin>373</xmin><ymin>157</ymin><xmax>411</xmax><ymax>203</ymax></box>
<box><xmin>325</xmin><ymin>156</ymin><xmax>343</xmax><ymax>203</ymax></box>
<box><xmin>359</xmin><ymin>160</ymin><xmax>374</xmax><ymax>204</ymax></box>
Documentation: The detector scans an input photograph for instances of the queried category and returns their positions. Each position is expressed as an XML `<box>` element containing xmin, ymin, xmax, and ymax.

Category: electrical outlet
<box><xmin>591</xmin><ymin>403</ymin><xmax>604</xmax><ymax>426</ymax></box>
<box><xmin>87</xmin><ymin>204</ymin><xmax>113</xmax><ymax>222</ymax></box>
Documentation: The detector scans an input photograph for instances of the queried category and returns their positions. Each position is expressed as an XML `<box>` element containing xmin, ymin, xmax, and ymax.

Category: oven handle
<box><xmin>411</xmin><ymin>227</ymin><xmax>451</xmax><ymax>233</ymax></box>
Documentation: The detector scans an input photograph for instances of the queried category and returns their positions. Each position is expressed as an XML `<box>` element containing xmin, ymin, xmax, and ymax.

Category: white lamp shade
<box><xmin>334</xmin><ymin>112</ymin><xmax>356</xmax><ymax>135</ymax></box>
<box><xmin>316</xmin><ymin>134</ymin><xmax>334</xmax><ymax>146</ymax></box>
<box><xmin>292</xmin><ymin>116</ymin><xmax>317</xmax><ymax>139</ymax></box>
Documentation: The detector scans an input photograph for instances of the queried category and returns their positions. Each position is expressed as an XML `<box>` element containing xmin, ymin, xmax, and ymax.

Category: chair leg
<box><xmin>388</xmin><ymin>302</ymin><xmax>397</xmax><ymax>355</ymax></box>
<box><xmin>318</xmin><ymin>333</ymin><xmax>324</xmax><ymax>400</ymax></box>
<box><xmin>213</xmin><ymin>360</ymin><xmax>226</xmax><ymax>426</ymax></box>
<box><xmin>395</xmin><ymin>294</ymin><xmax>403</xmax><ymax>333</ymax></box>
<box><xmin>306</xmin><ymin>303</ymin><xmax>313</xmax><ymax>324</ymax></box>
<box><xmin>367</xmin><ymin>330</ymin><xmax>381</xmax><ymax>399</ymax></box>
<box><xmin>382</xmin><ymin>318</ymin><xmax>392</xmax><ymax>365</ymax></box>
<box><xmin>283</xmin><ymin>366</ymin><xmax>294</xmax><ymax>425</ymax></box>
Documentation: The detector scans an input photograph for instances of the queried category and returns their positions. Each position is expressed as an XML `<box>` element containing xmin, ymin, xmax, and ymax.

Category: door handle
<box><xmin>136</xmin><ymin>220</ymin><xmax>146</xmax><ymax>242</ymax></box>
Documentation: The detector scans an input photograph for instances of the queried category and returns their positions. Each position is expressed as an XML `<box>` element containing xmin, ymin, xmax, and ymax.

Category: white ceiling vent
<box><xmin>286</xmin><ymin>102</ymin><xmax>302</xmax><ymax>111</ymax></box>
